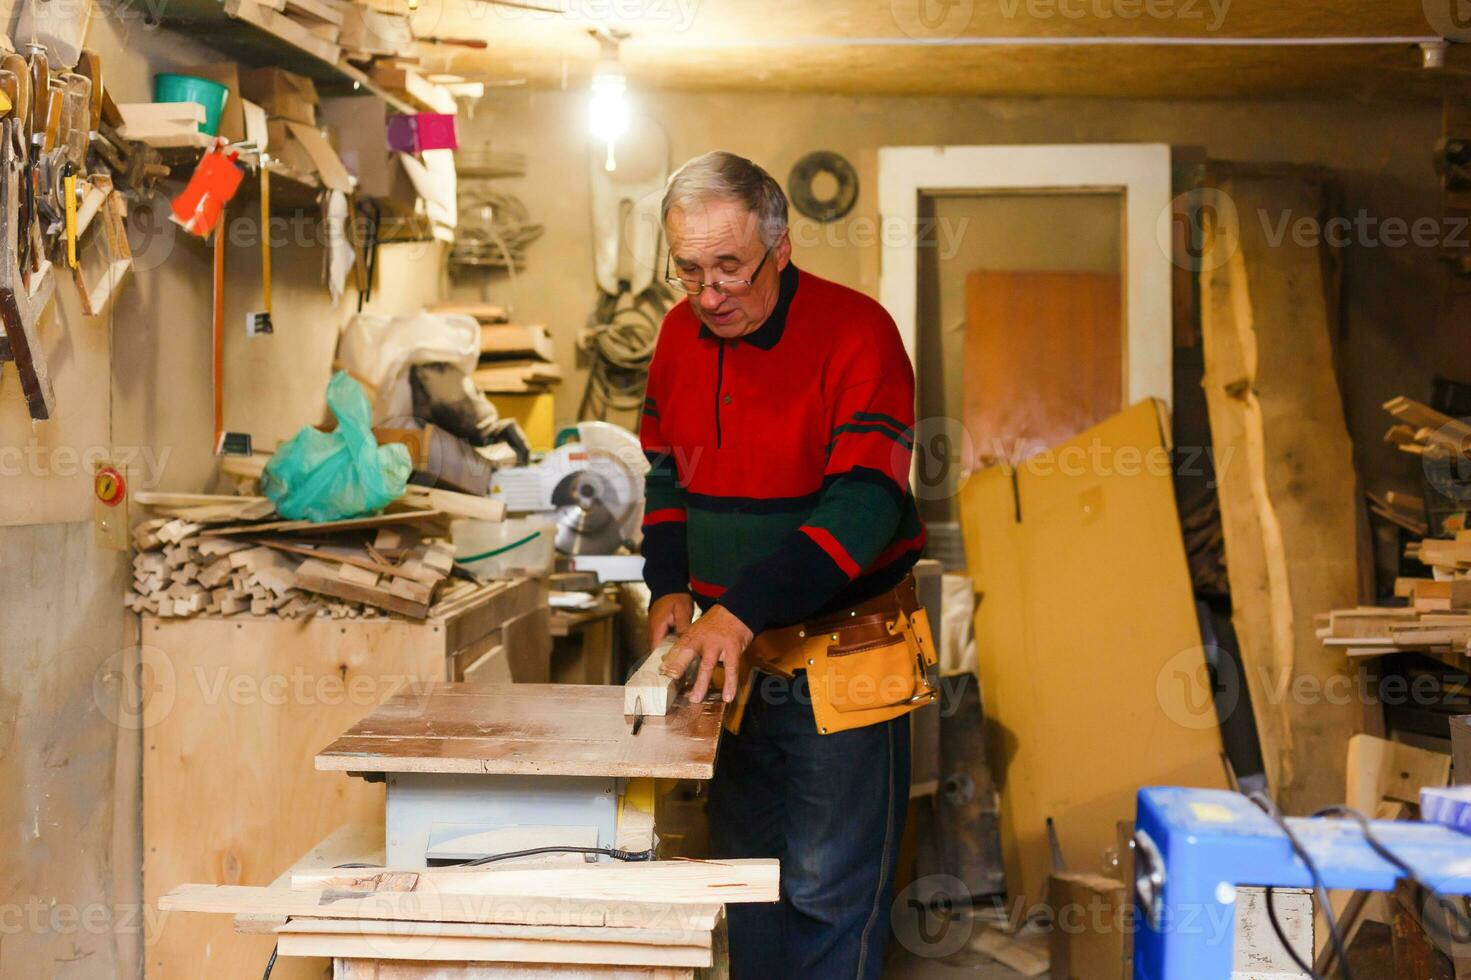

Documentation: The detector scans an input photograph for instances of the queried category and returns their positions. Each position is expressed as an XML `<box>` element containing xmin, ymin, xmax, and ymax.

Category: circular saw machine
<box><xmin>490</xmin><ymin>421</ymin><xmax>649</xmax><ymax>555</ymax></box>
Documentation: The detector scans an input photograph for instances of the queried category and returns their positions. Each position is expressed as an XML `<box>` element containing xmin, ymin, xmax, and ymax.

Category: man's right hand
<box><xmin>649</xmin><ymin>592</ymin><xmax>695</xmax><ymax>647</ymax></box>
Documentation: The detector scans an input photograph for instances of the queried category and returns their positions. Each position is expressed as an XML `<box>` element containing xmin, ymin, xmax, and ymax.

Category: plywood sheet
<box><xmin>275</xmin><ymin>931</ymin><xmax>712</xmax><ymax>967</ymax></box>
<box><xmin>1345</xmin><ymin>735</ymin><xmax>1450</xmax><ymax>815</ymax></box>
<box><xmin>963</xmin><ymin>268</ymin><xmax>1123</xmax><ymax>466</ymax></box>
<box><xmin>335</xmin><ymin>960</ymin><xmax>694</xmax><ymax>979</ymax></box>
<box><xmin>959</xmin><ymin>399</ymin><xmax>1225</xmax><ymax>913</ymax></box>
<box><xmin>0</xmin><ymin>523</ymin><xmax>137</xmax><ymax>975</ymax></box>
<box><xmin>141</xmin><ymin>615</ymin><xmax>450</xmax><ymax>980</ymax></box>
<box><xmin>158</xmin><ymin>882</ymin><xmax>720</xmax><ymax>931</ymax></box>
<box><xmin>1199</xmin><ymin>173</ymin><xmax>1362</xmax><ymax>813</ymax></box>
<box><xmin>317</xmin><ymin>684</ymin><xmax>725</xmax><ymax>779</ymax></box>
<box><xmin>290</xmin><ymin>858</ymin><xmax>777</xmax><ymax>904</ymax></box>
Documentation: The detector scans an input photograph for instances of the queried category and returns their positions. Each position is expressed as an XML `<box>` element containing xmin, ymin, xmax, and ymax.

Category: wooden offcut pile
<box><xmin>1319</xmin><ymin>532</ymin><xmax>1471</xmax><ymax>656</ymax></box>
<box><xmin>1382</xmin><ymin>394</ymin><xmax>1471</xmax><ymax>462</ymax></box>
<box><xmin>158</xmin><ymin>857</ymin><xmax>778</xmax><ymax>970</ymax></box>
<box><xmin>1379</xmin><ymin>394</ymin><xmax>1471</xmax><ymax>537</ymax></box>
<box><xmin>126</xmin><ymin>495</ymin><xmax>460</xmax><ymax>620</ymax></box>
<box><xmin>438</xmin><ymin>301</ymin><xmax>562</xmax><ymax>396</ymax></box>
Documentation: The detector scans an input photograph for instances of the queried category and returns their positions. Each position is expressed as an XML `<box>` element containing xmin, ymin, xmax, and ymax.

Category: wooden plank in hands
<box><xmin>624</xmin><ymin>636</ymin><xmax>681</xmax><ymax>717</ymax></box>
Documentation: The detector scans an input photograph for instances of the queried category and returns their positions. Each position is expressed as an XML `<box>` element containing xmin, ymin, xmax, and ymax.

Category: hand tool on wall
<box><xmin>26</xmin><ymin>43</ymin><xmax>47</xmax><ymax>144</ymax></box>
<box><xmin>209</xmin><ymin>197</ymin><xmax>252</xmax><ymax>457</ymax></box>
<box><xmin>246</xmin><ymin>165</ymin><xmax>272</xmax><ymax>335</ymax></box>
<box><xmin>354</xmin><ymin>197</ymin><xmax>379</xmax><ymax>311</ymax></box>
<box><xmin>213</xmin><ymin>203</ymin><xmax>225</xmax><ymax>450</ymax></box>
<box><xmin>74</xmin><ymin>50</ymin><xmax>101</xmax><ymax>133</ymax></box>
<box><xmin>1</xmin><ymin>55</ymin><xmax>29</xmax><ymax>134</ymax></box>
<box><xmin>0</xmin><ymin>115</ymin><xmax>56</xmax><ymax>419</ymax></box>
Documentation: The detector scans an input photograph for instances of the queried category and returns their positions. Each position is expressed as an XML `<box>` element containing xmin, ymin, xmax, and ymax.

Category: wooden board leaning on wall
<box><xmin>1199</xmin><ymin>169</ymin><xmax>1363</xmax><ymax>814</ymax></box>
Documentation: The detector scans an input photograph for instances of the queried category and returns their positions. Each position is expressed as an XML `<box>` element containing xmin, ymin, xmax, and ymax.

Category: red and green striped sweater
<box><xmin>639</xmin><ymin>262</ymin><xmax>926</xmax><ymax>636</ymax></box>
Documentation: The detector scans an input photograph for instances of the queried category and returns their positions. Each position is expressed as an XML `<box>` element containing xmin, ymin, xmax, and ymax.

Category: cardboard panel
<box><xmin>960</xmin><ymin>399</ymin><xmax>1225</xmax><ymax>912</ymax></box>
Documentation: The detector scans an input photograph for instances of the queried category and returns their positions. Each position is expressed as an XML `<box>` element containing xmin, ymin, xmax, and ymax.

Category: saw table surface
<box><xmin>316</xmin><ymin>683</ymin><xmax>725</xmax><ymax>779</ymax></box>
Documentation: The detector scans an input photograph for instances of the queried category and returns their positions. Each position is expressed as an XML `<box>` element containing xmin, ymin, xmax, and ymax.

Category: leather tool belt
<box><xmin>722</xmin><ymin>574</ymin><xmax>938</xmax><ymax>735</ymax></box>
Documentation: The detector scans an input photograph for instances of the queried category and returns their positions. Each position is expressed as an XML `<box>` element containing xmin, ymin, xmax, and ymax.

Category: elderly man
<box><xmin>639</xmin><ymin>150</ymin><xmax>934</xmax><ymax>979</ymax></box>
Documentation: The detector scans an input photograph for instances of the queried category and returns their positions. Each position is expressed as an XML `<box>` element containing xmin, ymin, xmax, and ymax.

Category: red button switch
<box><xmin>95</xmin><ymin>466</ymin><xmax>126</xmax><ymax>506</ymax></box>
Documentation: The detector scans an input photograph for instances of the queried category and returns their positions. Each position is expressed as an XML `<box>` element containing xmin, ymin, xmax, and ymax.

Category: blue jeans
<box><xmin>709</xmin><ymin>671</ymin><xmax>911</xmax><ymax>980</ymax></box>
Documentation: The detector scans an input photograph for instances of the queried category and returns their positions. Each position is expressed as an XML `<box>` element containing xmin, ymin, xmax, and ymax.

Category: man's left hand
<box><xmin>660</xmin><ymin>605</ymin><xmax>754</xmax><ymax>704</ymax></box>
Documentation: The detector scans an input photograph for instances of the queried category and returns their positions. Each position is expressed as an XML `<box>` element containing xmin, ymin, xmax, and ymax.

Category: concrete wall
<box><xmin>452</xmin><ymin>89</ymin><xmax>1450</xmax><ymax>499</ymax></box>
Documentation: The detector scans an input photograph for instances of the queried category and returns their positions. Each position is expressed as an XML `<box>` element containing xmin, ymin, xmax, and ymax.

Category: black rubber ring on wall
<box><xmin>788</xmin><ymin>150</ymin><xmax>859</xmax><ymax>224</ymax></box>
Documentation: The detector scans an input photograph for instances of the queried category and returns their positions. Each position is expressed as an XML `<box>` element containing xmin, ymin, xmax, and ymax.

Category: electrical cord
<box><xmin>260</xmin><ymin>943</ymin><xmax>277</xmax><ymax>980</ymax></box>
<box><xmin>1246</xmin><ymin>792</ymin><xmax>1352</xmax><ymax>980</ymax></box>
<box><xmin>1313</xmin><ymin>804</ymin><xmax>1471</xmax><ymax>949</ymax></box>
<box><xmin>578</xmin><ymin>283</ymin><xmax>671</xmax><ymax>421</ymax></box>
<box><xmin>451</xmin><ymin>188</ymin><xmax>544</xmax><ymax>276</ymax></box>
<box><xmin>453</xmin><ymin>845</ymin><xmax>657</xmax><ymax>867</ymax></box>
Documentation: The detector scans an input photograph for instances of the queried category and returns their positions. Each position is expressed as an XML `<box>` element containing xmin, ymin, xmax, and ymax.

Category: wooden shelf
<box><xmin>123</xmin><ymin>0</ymin><xmax>415</xmax><ymax>114</ymax></box>
<box><xmin>154</xmin><ymin>143</ymin><xmax>326</xmax><ymax>211</ymax></box>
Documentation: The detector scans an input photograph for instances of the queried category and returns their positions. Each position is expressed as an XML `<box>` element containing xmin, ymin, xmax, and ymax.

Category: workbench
<box><xmin>550</xmin><ymin>596</ymin><xmax>623</xmax><ymax>686</ymax></box>
<box><xmin>318</xmin><ymin>682</ymin><xmax>723</xmax><ymax>867</ymax></box>
<box><xmin>197</xmin><ymin>676</ymin><xmax>741</xmax><ymax>971</ymax></box>
<box><xmin>142</xmin><ymin>577</ymin><xmax>546</xmax><ymax>980</ymax></box>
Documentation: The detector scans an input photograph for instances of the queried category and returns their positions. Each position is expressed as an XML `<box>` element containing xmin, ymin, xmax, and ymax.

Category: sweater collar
<box><xmin>698</xmin><ymin>262</ymin><xmax>800</xmax><ymax>350</ymax></box>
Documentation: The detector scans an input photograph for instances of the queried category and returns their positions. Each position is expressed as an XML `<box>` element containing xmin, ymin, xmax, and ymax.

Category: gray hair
<box><xmin>661</xmin><ymin>151</ymin><xmax>789</xmax><ymax>249</ymax></box>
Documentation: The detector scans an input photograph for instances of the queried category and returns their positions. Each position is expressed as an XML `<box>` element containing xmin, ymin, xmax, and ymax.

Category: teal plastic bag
<box><xmin>261</xmin><ymin>372</ymin><xmax>412</xmax><ymax>522</ymax></box>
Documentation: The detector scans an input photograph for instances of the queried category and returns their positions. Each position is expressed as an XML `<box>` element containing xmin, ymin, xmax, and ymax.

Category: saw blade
<box><xmin>551</xmin><ymin>469</ymin><xmax>627</xmax><ymax>554</ymax></box>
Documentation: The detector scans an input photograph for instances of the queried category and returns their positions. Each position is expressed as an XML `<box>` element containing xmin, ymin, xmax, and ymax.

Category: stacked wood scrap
<box><xmin>1380</xmin><ymin>395</ymin><xmax>1471</xmax><ymax>536</ymax></box>
<box><xmin>126</xmin><ymin>494</ymin><xmax>459</xmax><ymax>620</ymax></box>
<box><xmin>369</xmin><ymin>61</ymin><xmax>455</xmax><ymax>114</ymax></box>
<box><xmin>435</xmin><ymin>302</ymin><xmax>562</xmax><ymax>395</ymax></box>
<box><xmin>1318</xmin><ymin>531</ymin><xmax>1471</xmax><ymax>656</ymax></box>
<box><xmin>1408</xmin><ymin>532</ymin><xmax>1471</xmax><ymax>579</ymax></box>
<box><xmin>1383</xmin><ymin>395</ymin><xmax>1471</xmax><ymax>459</ymax></box>
<box><xmin>222</xmin><ymin>0</ymin><xmax>342</xmax><ymax>65</ymax></box>
<box><xmin>335</xmin><ymin>4</ymin><xmax>414</xmax><ymax>62</ymax></box>
<box><xmin>473</xmin><ymin>353</ymin><xmax>561</xmax><ymax>395</ymax></box>
<box><xmin>158</xmin><ymin>858</ymin><xmax>778</xmax><ymax>969</ymax></box>
<box><xmin>1366</xmin><ymin>489</ymin><xmax>1429</xmax><ymax>536</ymax></box>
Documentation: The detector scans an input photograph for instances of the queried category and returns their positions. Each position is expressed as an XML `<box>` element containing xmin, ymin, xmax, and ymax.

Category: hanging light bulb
<box><xmin>588</xmin><ymin>34</ymin><xmax>629</xmax><ymax>172</ymax></box>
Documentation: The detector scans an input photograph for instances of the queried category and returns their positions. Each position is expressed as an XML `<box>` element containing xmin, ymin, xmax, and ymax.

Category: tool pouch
<box><xmin>727</xmin><ymin>575</ymin><xmax>937</xmax><ymax>736</ymax></box>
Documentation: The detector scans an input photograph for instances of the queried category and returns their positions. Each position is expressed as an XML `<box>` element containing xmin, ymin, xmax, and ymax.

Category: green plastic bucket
<box><xmin>153</xmin><ymin>73</ymin><xmax>229</xmax><ymax>136</ymax></box>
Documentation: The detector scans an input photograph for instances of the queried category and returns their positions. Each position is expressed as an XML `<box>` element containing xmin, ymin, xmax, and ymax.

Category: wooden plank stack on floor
<box><xmin>157</xmin><ymin>857</ymin><xmax>775</xmax><ymax>974</ymax></box>
<box><xmin>141</xmin><ymin>578</ymin><xmax>548</xmax><ymax>980</ymax></box>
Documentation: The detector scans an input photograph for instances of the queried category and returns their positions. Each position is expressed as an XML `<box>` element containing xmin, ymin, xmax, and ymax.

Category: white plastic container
<box><xmin>451</xmin><ymin>518</ymin><xmax>555</xmax><ymax>579</ymax></box>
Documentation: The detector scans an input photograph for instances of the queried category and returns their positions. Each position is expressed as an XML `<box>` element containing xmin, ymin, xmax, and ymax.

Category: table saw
<box><xmin>316</xmin><ymin>681</ymin><xmax>725</xmax><ymax>868</ymax></box>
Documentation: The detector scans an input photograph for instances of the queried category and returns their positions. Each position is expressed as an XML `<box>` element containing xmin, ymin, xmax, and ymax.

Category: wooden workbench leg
<box><xmin>583</xmin><ymin>617</ymin><xmax>617</xmax><ymax>686</ymax></box>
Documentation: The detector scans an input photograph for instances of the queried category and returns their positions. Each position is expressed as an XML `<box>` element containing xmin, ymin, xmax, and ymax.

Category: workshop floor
<box><xmin>885</xmin><ymin>946</ymin><xmax>1037</xmax><ymax>978</ymax></box>
<box><xmin>881</xmin><ymin>900</ymin><xmax>1040</xmax><ymax>979</ymax></box>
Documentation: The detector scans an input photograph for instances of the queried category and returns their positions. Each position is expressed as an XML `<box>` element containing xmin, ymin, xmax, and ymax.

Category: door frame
<box><xmin>877</xmin><ymin>143</ymin><xmax>1174</xmax><ymax>408</ymax></box>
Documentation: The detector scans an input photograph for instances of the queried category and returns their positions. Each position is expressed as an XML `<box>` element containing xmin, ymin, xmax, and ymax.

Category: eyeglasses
<box><xmin>664</xmin><ymin>247</ymin><xmax>773</xmax><ymax>297</ymax></box>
